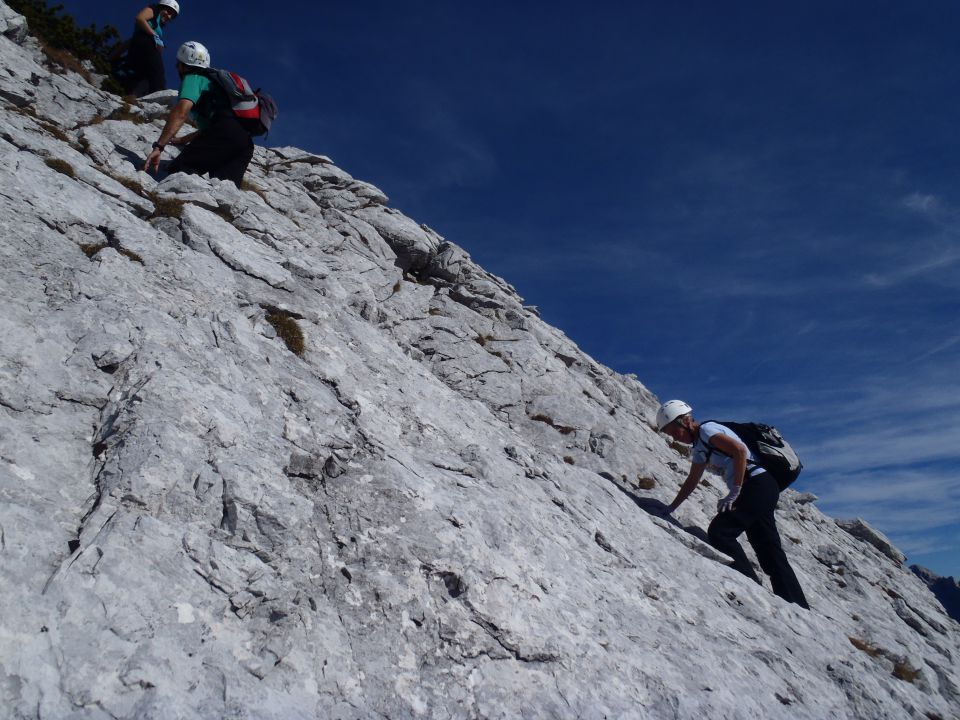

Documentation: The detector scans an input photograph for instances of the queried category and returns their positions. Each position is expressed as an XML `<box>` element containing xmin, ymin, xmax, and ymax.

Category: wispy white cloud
<box><xmin>861</xmin><ymin>243</ymin><xmax>960</xmax><ymax>289</ymax></box>
<box><xmin>809</xmin><ymin>470</ymin><xmax>960</xmax><ymax>550</ymax></box>
<box><xmin>893</xmin><ymin>533</ymin><xmax>960</xmax><ymax>560</ymax></box>
<box><xmin>404</xmin><ymin>83</ymin><xmax>499</xmax><ymax>189</ymax></box>
<box><xmin>912</xmin><ymin>333</ymin><xmax>960</xmax><ymax>363</ymax></box>
<box><xmin>812</xmin><ymin>470</ymin><xmax>958</xmax><ymax>512</ymax></box>
<box><xmin>902</xmin><ymin>192</ymin><xmax>941</xmax><ymax>215</ymax></box>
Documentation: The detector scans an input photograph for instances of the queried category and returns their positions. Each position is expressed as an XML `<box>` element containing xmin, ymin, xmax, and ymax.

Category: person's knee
<box><xmin>707</xmin><ymin>519</ymin><xmax>733</xmax><ymax>547</ymax></box>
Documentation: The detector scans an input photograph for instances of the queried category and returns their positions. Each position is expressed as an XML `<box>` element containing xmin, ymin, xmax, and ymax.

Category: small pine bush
<box><xmin>8</xmin><ymin>1</ymin><xmax>122</xmax><ymax>93</ymax></box>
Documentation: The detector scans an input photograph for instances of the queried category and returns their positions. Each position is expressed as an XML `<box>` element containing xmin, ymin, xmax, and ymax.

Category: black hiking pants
<box><xmin>124</xmin><ymin>32</ymin><xmax>166</xmax><ymax>97</ymax></box>
<box><xmin>166</xmin><ymin>116</ymin><xmax>255</xmax><ymax>189</ymax></box>
<box><xmin>707</xmin><ymin>472</ymin><xmax>810</xmax><ymax>609</ymax></box>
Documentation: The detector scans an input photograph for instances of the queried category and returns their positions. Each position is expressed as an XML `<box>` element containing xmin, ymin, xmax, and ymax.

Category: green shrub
<box><xmin>266</xmin><ymin>313</ymin><xmax>305</xmax><ymax>357</ymax></box>
<box><xmin>44</xmin><ymin>157</ymin><xmax>75</xmax><ymax>177</ymax></box>
<box><xmin>8</xmin><ymin>1</ymin><xmax>122</xmax><ymax>92</ymax></box>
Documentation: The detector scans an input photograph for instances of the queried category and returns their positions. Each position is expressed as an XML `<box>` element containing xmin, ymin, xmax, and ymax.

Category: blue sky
<box><xmin>58</xmin><ymin>1</ymin><xmax>959</xmax><ymax>579</ymax></box>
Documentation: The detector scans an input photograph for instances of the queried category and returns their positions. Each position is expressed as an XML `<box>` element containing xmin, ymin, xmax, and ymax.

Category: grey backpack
<box><xmin>701</xmin><ymin>421</ymin><xmax>802</xmax><ymax>490</ymax></box>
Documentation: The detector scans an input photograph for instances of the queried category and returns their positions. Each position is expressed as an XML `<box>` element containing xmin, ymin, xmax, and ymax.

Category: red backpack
<box><xmin>203</xmin><ymin>68</ymin><xmax>278</xmax><ymax>136</ymax></box>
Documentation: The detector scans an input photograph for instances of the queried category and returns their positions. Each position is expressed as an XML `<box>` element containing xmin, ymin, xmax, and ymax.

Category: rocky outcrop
<box><xmin>836</xmin><ymin>517</ymin><xmax>908</xmax><ymax>566</ymax></box>
<box><xmin>1</xmin><ymin>4</ymin><xmax>958</xmax><ymax>718</ymax></box>
<box><xmin>913</xmin><ymin>566</ymin><xmax>960</xmax><ymax>623</ymax></box>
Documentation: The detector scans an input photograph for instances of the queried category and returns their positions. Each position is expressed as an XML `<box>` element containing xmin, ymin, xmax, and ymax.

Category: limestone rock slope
<box><xmin>0</xmin><ymin>5</ymin><xmax>958</xmax><ymax>718</ymax></box>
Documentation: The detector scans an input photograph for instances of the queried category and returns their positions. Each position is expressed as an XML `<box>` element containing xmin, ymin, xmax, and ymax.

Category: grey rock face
<box><xmin>836</xmin><ymin>517</ymin><xmax>908</xmax><ymax>565</ymax></box>
<box><xmin>0</xmin><ymin>5</ymin><xmax>958</xmax><ymax>718</ymax></box>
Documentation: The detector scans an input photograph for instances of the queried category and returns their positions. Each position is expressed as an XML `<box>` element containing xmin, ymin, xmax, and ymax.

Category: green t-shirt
<box><xmin>179</xmin><ymin>73</ymin><xmax>229</xmax><ymax>131</ymax></box>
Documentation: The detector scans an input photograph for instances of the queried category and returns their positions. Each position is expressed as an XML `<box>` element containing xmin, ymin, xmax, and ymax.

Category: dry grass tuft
<box><xmin>892</xmin><ymin>661</ymin><xmax>921</xmax><ymax>684</ymax></box>
<box><xmin>118</xmin><ymin>248</ymin><xmax>144</xmax><ymax>265</ymax></box>
<box><xmin>45</xmin><ymin>157</ymin><xmax>76</xmax><ymax>178</ymax></box>
<box><xmin>38</xmin><ymin>120</ymin><xmax>71</xmax><ymax>143</ymax></box>
<box><xmin>107</xmin><ymin>102</ymin><xmax>149</xmax><ymax>125</ymax></box>
<box><xmin>266</xmin><ymin>313</ymin><xmax>305</xmax><ymax>357</ymax></box>
<box><xmin>242</xmin><ymin>180</ymin><xmax>269</xmax><ymax>202</ymax></box>
<box><xmin>147</xmin><ymin>195</ymin><xmax>186</xmax><ymax>220</ymax></box>
<box><xmin>113</xmin><ymin>176</ymin><xmax>144</xmax><ymax>196</ymax></box>
<box><xmin>80</xmin><ymin>242</ymin><xmax>107</xmax><ymax>258</ymax></box>
<box><xmin>38</xmin><ymin>40</ymin><xmax>88</xmax><ymax>77</ymax></box>
<box><xmin>79</xmin><ymin>242</ymin><xmax>144</xmax><ymax>265</ymax></box>
<box><xmin>848</xmin><ymin>636</ymin><xmax>882</xmax><ymax>658</ymax></box>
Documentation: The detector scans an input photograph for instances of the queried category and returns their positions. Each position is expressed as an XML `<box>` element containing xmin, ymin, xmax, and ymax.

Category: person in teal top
<box><xmin>122</xmin><ymin>1</ymin><xmax>180</xmax><ymax>97</ymax></box>
<box><xmin>144</xmin><ymin>42</ymin><xmax>255</xmax><ymax>188</ymax></box>
<box><xmin>177</xmin><ymin>72</ymin><xmax>231</xmax><ymax>132</ymax></box>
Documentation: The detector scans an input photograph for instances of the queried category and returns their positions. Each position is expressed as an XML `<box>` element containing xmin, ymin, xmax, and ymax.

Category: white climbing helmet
<box><xmin>176</xmin><ymin>41</ymin><xmax>210</xmax><ymax>69</ymax></box>
<box><xmin>656</xmin><ymin>399</ymin><xmax>693</xmax><ymax>430</ymax></box>
<box><xmin>157</xmin><ymin>0</ymin><xmax>180</xmax><ymax>17</ymax></box>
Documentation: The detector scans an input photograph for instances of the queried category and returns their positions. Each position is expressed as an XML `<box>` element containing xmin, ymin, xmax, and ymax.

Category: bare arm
<box><xmin>144</xmin><ymin>99</ymin><xmax>195</xmax><ymax>172</ymax></box>
<box><xmin>135</xmin><ymin>6</ymin><xmax>158</xmax><ymax>36</ymax></box>
<box><xmin>709</xmin><ymin>432</ymin><xmax>749</xmax><ymax>490</ymax></box>
<box><xmin>667</xmin><ymin>462</ymin><xmax>706</xmax><ymax>512</ymax></box>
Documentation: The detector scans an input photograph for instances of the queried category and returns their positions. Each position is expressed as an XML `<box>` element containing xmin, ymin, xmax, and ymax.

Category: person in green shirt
<box><xmin>144</xmin><ymin>41</ymin><xmax>255</xmax><ymax>188</ymax></box>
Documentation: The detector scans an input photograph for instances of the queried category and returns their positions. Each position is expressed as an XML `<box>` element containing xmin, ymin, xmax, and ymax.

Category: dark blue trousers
<box><xmin>708</xmin><ymin>472</ymin><xmax>810</xmax><ymax>609</ymax></box>
<box><xmin>125</xmin><ymin>32</ymin><xmax>166</xmax><ymax>97</ymax></box>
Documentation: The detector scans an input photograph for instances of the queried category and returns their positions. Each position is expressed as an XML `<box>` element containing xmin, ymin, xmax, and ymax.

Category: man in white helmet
<box><xmin>144</xmin><ymin>41</ymin><xmax>255</xmax><ymax>188</ymax></box>
<box><xmin>122</xmin><ymin>1</ymin><xmax>180</xmax><ymax>97</ymax></box>
<box><xmin>655</xmin><ymin>400</ymin><xmax>809</xmax><ymax>609</ymax></box>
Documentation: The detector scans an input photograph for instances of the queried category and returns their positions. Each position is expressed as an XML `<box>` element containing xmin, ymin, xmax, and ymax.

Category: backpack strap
<box><xmin>697</xmin><ymin>421</ymin><xmax>716</xmax><ymax>463</ymax></box>
<box><xmin>698</xmin><ymin>420</ymin><xmax>761</xmax><ymax>470</ymax></box>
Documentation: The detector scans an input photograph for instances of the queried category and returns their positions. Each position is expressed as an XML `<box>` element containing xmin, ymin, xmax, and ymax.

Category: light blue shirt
<box><xmin>692</xmin><ymin>421</ymin><xmax>765</xmax><ymax>491</ymax></box>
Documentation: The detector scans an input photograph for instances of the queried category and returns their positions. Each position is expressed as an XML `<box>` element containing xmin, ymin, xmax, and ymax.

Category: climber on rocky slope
<box><xmin>117</xmin><ymin>1</ymin><xmax>180</xmax><ymax>97</ymax></box>
<box><xmin>143</xmin><ymin>40</ymin><xmax>255</xmax><ymax>188</ymax></box>
<box><xmin>655</xmin><ymin>399</ymin><xmax>810</xmax><ymax>609</ymax></box>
